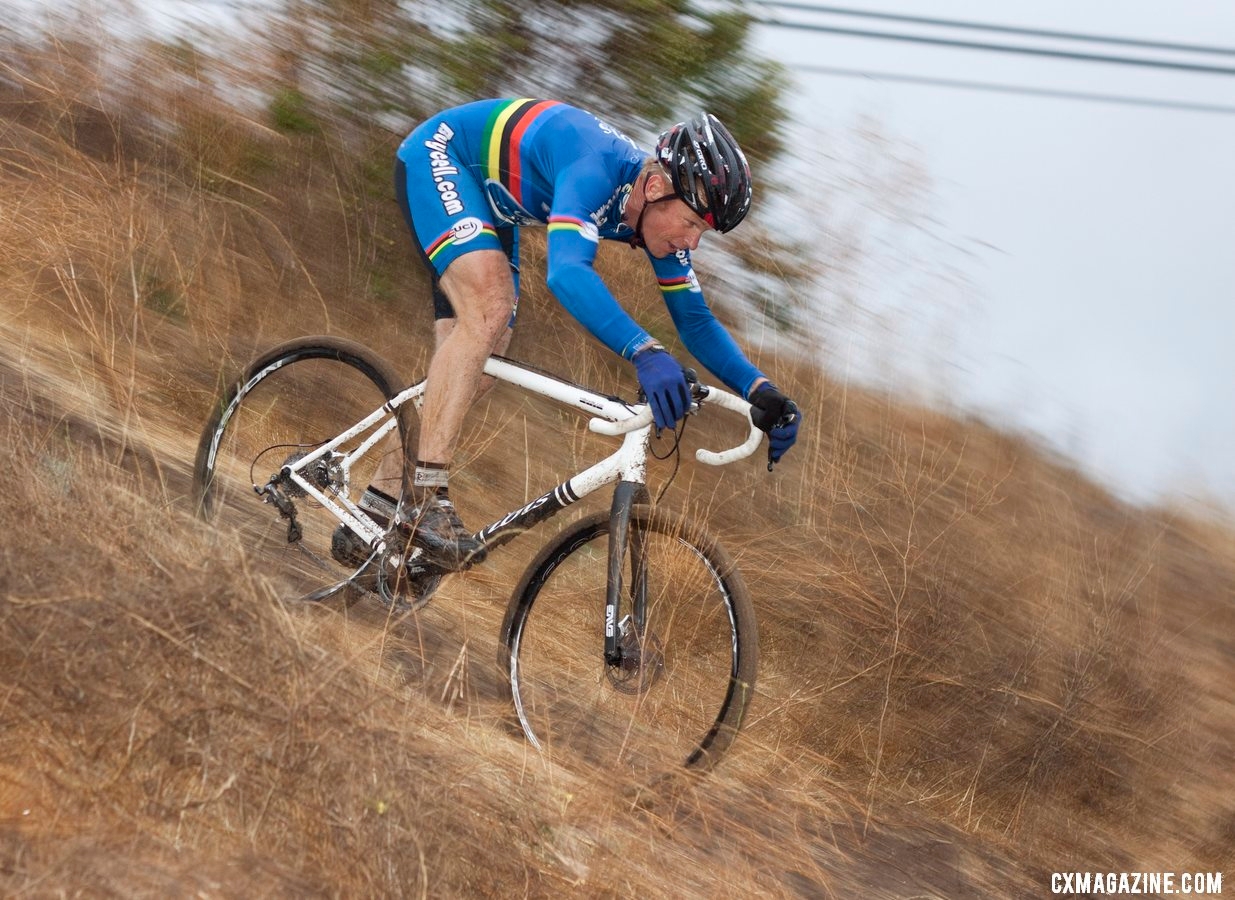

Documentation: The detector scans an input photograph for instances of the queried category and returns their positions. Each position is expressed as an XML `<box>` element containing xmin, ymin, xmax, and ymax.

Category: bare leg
<box><xmin>369</xmin><ymin>251</ymin><xmax>514</xmax><ymax>497</ymax></box>
<box><xmin>416</xmin><ymin>251</ymin><xmax>515</xmax><ymax>464</ymax></box>
<box><xmin>432</xmin><ymin>316</ymin><xmax>514</xmax><ymax>395</ymax></box>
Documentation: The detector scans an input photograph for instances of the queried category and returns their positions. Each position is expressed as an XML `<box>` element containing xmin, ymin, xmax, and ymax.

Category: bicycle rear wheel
<box><xmin>500</xmin><ymin>509</ymin><xmax>757</xmax><ymax>774</ymax></box>
<box><xmin>192</xmin><ymin>336</ymin><xmax>409</xmax><ymax>595</ymax></box>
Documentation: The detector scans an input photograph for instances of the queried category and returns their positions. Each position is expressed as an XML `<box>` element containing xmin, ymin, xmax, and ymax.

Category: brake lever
<box><xmin>765</xmin><ymin>401</ymin><xmax>800</xmax><ymax>473</ymax></box>
<box><xmin>640</xmin><ymin>368</ymin><xmax>702</xmax><ymax>438</ymax></box>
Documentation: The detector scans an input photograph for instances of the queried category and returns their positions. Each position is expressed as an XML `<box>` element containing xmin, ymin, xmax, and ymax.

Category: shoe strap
<box><xmin>394</xmin><ymin>494</ymin><xmax>456</xmax><ymax>527</ymax></box>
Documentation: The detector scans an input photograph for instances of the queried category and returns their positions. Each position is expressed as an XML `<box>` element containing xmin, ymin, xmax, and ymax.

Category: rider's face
<box><xmin>640</xmin><ymin>174</ymin><xmax>711</xmax><ymax>258</ymax></box>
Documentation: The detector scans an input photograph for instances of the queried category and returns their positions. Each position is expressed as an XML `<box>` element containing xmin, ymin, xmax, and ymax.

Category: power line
<box><xmin>758</xmin><ymin>17</ymin><xmax>1235</xmax><ymax>77</ymax></box>
<box><xmin>751</xmin><ymin>1</ymin><xmax>1235</xmax><ymax>59</ymax></box>
<box><xmin>793</xmin><ymin>63</ymin><xmax>1235</xmax><ymax>115</ymax></box>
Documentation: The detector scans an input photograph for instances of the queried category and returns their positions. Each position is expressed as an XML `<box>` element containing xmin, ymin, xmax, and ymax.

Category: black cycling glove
<box><xmin>749</xmin><ymin>382</ymin><xmax>801</xmax><ymax>464</ymax></box>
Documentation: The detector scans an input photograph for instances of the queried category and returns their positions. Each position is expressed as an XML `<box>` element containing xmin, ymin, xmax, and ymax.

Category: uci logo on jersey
<box><xmin>452</xmin><ymin>217</ymin><xmax>485</xmax><ymax>244</ymax></box>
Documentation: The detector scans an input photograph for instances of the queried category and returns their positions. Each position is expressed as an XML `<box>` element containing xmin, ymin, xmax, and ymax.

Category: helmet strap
<box><xmin>628</xmin><ymin>171</ymin><xmax>679</xmax><ymax>249</ymax></box>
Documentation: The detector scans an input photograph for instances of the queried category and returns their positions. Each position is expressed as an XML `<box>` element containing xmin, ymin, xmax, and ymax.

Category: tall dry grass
<box><xmin>2</xmin><ymin>27</ymin><xmax>1233</xmax><ymax>899</ymax></box>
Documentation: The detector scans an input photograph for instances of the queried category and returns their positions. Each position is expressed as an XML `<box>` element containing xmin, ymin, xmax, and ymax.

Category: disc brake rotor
<box><xmin>606</xmin><ymin>620</ymin><xmax>665</xmax><ymax>695</ymax></box>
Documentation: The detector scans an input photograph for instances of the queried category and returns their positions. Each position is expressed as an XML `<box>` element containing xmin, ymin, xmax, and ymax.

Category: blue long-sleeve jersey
<box><xmin>397</xmin><ymin>98</ymin><xmax>764</xmax><ymax>397</ymax></box>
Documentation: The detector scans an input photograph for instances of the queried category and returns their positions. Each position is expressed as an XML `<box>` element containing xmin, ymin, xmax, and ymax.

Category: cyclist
<box><xmin>334</xmin><ymin>99</ymin><xmax>801</xmax><ymax>572</ymax></box>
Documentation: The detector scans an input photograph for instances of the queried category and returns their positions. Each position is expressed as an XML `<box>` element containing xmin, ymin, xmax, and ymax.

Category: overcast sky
<box><xmin>749</xmin><ymin>1</ymin><xmax>1235</xmax><ymax>512</ymax></box>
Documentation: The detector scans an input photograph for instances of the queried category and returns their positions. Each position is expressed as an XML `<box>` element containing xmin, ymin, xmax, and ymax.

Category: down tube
<box><xmin>475</xmin><ymin>480</ymin><xmax>583</xmax><ymax>553</ymax></box>
<box><xmin>473</xmin><ymin>440</ymin><xmax>635</xmax><ymax>555</ymax></box>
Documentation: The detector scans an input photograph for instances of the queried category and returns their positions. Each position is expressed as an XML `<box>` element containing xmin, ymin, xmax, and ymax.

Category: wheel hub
<box><xmin>606</xmin><ymin>619</ymin><xmax>665</xmax><ymax>694</ymax></box>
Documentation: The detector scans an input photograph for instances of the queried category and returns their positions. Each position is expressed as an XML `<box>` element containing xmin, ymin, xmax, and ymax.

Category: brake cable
<box><xmin>650</xmin><ymin>415</ymin><xmax>688</xmax><ymax>505</ymax></box>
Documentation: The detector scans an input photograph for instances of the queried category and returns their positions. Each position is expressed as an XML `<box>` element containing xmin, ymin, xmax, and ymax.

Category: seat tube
<box><xmin>604</xmin><ymin>479</ymin><xmax>649</xmax><ymax>665</ymax></box>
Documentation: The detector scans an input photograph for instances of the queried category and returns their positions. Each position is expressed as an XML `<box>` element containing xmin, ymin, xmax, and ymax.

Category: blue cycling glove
<box><xmin>749</xmin><ymin>382</ymin><xmax>801</xmax><ymax>464</ymax></box>
<box><xmin>633</xmin><ymin>346</ymin><xmax>691</xmax><ymax>431</ymax></box>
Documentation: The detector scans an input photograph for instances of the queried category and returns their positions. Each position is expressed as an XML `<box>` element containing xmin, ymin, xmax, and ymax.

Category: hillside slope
<box><xmin>2</xmin><ymin>36</ymin><xmax>1232</xmax><ymax>898</ymax></box>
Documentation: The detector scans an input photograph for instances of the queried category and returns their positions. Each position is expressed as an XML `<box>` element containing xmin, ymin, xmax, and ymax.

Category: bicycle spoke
<box><xmin>504</xmin><ymin>511</ymin><xmax>755</xmax><ymax>773</ymax></box>
<box><xmin>193</xmin><ymin>338</ymin><xmax>408</xmax><ymax>601</ymax></box>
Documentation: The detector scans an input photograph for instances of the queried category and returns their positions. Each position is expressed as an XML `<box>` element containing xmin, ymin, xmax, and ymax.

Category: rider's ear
<box><xmin>645</xmin><ymin>169</ymin><xmax>671</xmax><ymax>202</ymax></box>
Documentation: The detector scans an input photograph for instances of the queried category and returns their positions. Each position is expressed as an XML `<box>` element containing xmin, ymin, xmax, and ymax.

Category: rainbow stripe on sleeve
<box><xmin>547</xmin><ymin>215</ymin><xmax>598</xmax><ymax>242</ymax></box>
<box><xmin>656</xmin><ymin>274</ymin><xmax>696</xmax><ymax>294</ymax></box>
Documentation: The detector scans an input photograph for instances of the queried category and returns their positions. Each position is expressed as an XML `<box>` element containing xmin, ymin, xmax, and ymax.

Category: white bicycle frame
<box><xmin>269</xmin><ymin>355</ymin><xmax>764</xmax><ymax>562</ymax></box>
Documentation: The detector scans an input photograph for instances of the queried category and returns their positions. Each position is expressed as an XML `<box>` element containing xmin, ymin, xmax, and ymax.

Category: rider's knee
<box><xmin>467</xmin><ymin>289</ymin><xmax>515</xmax><ymax>338</ymax></box>
<box><xmin>440</xmin><ymin>252</ymin><xmax>516</xmax><ymax>338</ymax></box>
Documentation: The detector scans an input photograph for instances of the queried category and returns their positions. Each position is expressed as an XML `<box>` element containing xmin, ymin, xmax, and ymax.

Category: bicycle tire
<box><xmin>499</xmin><ymin>508</ymin><xmax>757</xmax><ymax>773</ymax></box>
<box><xmin>192</xmin><ymin>335</ymin><xmax>410</xmax><ymax>595</ymax></box>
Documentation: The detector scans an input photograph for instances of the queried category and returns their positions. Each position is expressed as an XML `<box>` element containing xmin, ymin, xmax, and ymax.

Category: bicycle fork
<box><xmin>604</xmin><ymin>481</ymin><xmax>662</xmax><ymax>689</ymax></box>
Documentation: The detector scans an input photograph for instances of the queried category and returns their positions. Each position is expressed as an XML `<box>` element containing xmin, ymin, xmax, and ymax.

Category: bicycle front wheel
<box><xmin>192</xmin><ymin>336</ymin><xmax>409</xmax><ymax>593</ymax></box>
<box><xmin>500</xmin><ymin>509</ymin><xmax>757</xmax><ymax>774</ymax></box>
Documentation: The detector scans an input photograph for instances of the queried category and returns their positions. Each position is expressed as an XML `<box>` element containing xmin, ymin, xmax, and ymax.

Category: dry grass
<box><xmin>2</xmin><ymin>29</ymin><xmax>1233</xmax><ymax>899</ymax></box>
